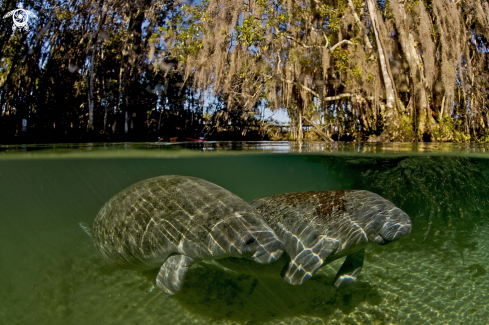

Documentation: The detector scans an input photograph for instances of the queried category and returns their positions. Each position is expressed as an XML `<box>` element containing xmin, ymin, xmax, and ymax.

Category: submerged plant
<box><xmin>321</xmin><ymin>156</ymin><xmax>489</xmax><ymax>253</ymax></box>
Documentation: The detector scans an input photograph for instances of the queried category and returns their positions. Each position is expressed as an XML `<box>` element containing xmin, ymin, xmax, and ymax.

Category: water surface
<box><xmin>1</xmin><ymin>142</ymin><xmax>488</xmax><ymax>324</ymax></box>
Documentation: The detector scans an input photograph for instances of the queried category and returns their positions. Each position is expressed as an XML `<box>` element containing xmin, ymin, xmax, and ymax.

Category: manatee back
<box><xmin>249</xmin><ymin>191</ymin><xmax>353</xmax><ymax>243</ymax></box>
<box><xmin>93</xmin><ymin>175</ymin><xmax>283</xmax><ymax>270</ymax></box>
<box><xmin>249</xmin><ymin>190</ymin><xmax>408</xmax><ymax>256</ymax></box>
<box><xmin>244</xmin><ymin>191</ymin><xmax>410</xmax><ymax>286</ymax></box>
<box><xmin>249</xmin><ymin>191</ymin><xmax>375</xmax><ymax>285</ymax></box>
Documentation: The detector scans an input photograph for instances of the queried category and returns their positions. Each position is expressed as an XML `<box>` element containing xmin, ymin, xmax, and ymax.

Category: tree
<box><xmin>2</xmin><ymin>0</ymin><xmax>489</xmax><ymax>143</ymax></box>
<box><xmin>162</xmin><ymin>0</ymin><xmax>489</xmax><ymax>142</ymax></box>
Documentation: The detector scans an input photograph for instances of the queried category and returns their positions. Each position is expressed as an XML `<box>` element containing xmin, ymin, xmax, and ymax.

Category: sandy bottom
<box><xmin>2</xmin><ymin>223</ymin><xmax>488</xmax><ymax>325</ymax></box>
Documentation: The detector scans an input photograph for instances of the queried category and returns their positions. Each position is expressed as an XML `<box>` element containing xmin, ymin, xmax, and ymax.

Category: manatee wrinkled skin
<box><xmin>217</xmin><ymin>190</ymin><xmax>412</xmax><ymax>288</ymax></box>
<box><xmin>92</xmin><ymin>175</ymin><xmax>284</xmax><ymax>295</ymax></box>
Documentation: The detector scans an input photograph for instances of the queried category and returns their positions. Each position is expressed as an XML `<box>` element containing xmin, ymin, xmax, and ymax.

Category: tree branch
<box><xmin>330</xmin><ymin>40</ymin><xmax>355</xmax><ymax>52</ymax></box>
<box><xmin>283</xmin><ymin>25</ymin><xmax>330</xmax><ymax>49</ymax></box>
<box><xmin>348</xmin><ymin>0</ymin><xmax>372</xmax><ymax>49</ymax></box>
<box><xmin>323</xmin><ymin>93</ymin><xmax>354</xmax><ymax>101</ymax></box>
<box><xmin>285</xmin><ymin>34</ymin><xmax>328</xmax><ymax>49</ymax></box>
<box><xmin>279</xmin><ymin>78</ymin><xmax>321</xmax><ymax>97</ymax></box>
<box><xmin>302</xmin><ymin>115</ymin><xmax>333</xmax><ymax>142</ymax></box>
<box><xmin>279</xmin><ymin>77</ymin><xmax>353</xmax><ymax>101</ymax></box>
<box><xmin>285</xmin><ymin>35</ymin><xmax>353</xmax><ymax>52</ymax></box>
<box><xmin>285</xmin><ymin>35</ymin><xmax>316</xmax><ymax>48</ymax></box>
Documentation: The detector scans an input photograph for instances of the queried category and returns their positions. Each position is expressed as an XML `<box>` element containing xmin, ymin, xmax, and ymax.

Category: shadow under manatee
<box><xmin>165</xmin><ymin>263</ymin><xmax>382</xmax><ymax>323</ymax></box>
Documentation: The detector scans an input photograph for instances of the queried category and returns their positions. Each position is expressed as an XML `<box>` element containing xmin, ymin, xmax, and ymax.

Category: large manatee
<box><xmin>217</xmin><ymin>190</ymin><xmax>411</xmax><ymax>288</ymax></box>
<box><xmin>87</xmin><ymin>175</ymin><xmax>284</xmax><ymax>294</ymax></box>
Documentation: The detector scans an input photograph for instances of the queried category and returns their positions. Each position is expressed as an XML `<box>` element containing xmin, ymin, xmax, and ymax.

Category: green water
<box><xmin>1</xmin><ymin>142</ymin><xmax>488</xmax><ymax>324</ymax></box>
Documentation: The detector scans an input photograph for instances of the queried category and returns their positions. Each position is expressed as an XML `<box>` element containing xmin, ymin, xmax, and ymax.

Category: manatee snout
<box><xmin>377</xmin><ymin>208</ymin><xmax>412</xmax><ymax>244</ymax></box>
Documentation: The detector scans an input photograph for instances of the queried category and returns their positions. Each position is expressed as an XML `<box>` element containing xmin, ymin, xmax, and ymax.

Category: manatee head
<box><xmin>245</xmin><ymin>228</ymin><xmax>285</xmax><ymax>264</ymax></box>
<box><xmin>210</xmin><ymin>211</ymin><xmax>284</xmax><ymax>264</ymax></box>
<box><xmin>374</xmin><ymin>205</ymin><xmax>412</xmax><ymax>245</ymax></box>
<box><xmin>346</xmin><ymin>190</ymin><xmax>412</xmax><ymax>246</ymax></box>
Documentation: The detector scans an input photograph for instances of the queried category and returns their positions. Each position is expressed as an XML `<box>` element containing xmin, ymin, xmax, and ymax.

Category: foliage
<box><xmin>235</xmin><ymin>16</ymin><xmax>266</xmax><ymax>47</ymax></box>
<box><xmin>2</xmin><ymin>0</ymin><xmax>489</xmax><ymax>143</ymax></box>
<box><xmin>331</xmin><ymin>48</ymin><xmax>350</xmax><ymax>72</ymax></box>
<box><xmin>160</xmin><ymin>0</ymin><xmax>489</xmax><ymax>142</ymax></box>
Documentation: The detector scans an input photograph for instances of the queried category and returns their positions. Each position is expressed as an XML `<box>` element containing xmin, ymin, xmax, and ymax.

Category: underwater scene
<box><xmin>1</xmin><ymin>142</ymin><xmax>489</xmax><ymax>325</ymax></box>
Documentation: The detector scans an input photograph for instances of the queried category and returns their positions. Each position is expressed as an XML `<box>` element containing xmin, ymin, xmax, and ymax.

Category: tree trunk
<box><xmin>88</xmin><ymin>46</ymin><xmax>96</xmax><ymax>130</ymax></box>
<box><xmin>121</xmin><ymin>2</ymin><xmax>150</xmax><ymax>135</ymax></box>
<box><xmin>117</xmin><ymin>65</ymin><xmax>123</xmax><ymax>113</ymax></box>
<box><xmin>366</xmin><ymin>0</ymin><xmax>401</xmax><ymax>141</ymax></box>
<box><xmin>87</xmin><ymin>3</ymin><xmax>107</xmax><ymax>131</ymax></box>
<box><xmin>158</xmin><ymin>93</ymin><xmax>163</xmax><ymax>131</ymax></box>
<box><xmin>390</xmin><ymin>0</ymin><xmax>434</xmax><ymax>141</ymax></box>
<box><xmin>298</xmin><ymin>110</ymin><xmax>303</xmax><ymax>141</ymax></box>
<box><xmin>125</xmin><ymin>110</ymin><xmax>129</xmax><ymax>134</ymax></box>
<box><xmin>347</xmin><ymin>0</ymin><xmax>372</xmax><ymax>49</ymax></box>
<box><xmin>102</xmin><ymin>69</ymin><xmax>107</xmax><ymax>133</ymax></box>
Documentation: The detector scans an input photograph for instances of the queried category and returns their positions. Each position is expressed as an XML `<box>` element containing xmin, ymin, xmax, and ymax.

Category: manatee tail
<box><xmin>79</xmin><ymin>222</ymin><xmax>93</xmax><ymax>237</ymax></box>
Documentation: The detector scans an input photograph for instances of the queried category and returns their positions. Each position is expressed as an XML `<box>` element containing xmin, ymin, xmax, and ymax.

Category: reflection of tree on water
<box><xmin>321</xmin><ymin>156</ymin><xmax>489</xmax><ymax>254</ymax></box>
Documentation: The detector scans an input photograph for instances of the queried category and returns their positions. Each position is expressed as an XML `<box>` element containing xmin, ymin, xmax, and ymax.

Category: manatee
<box><xmin>85</xmin><ymin>175</ymin><xmax>284</xmax><ymax>295</ymax></box>
<box><xmin>217</xmin><ymin>190</ymin><xmax>411</xmax><ymax>288</ymax></box>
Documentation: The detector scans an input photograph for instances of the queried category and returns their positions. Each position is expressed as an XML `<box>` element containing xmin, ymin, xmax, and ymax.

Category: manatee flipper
<box><xmin>282</xmin><ymin>233</ymin><xmax>337</xmax><ymax>285</ymax></box>
<box><xmin>79</xmin><ymin>222</ymin><xmax>92</xmax><ymax>237</ymax></box>
<box><xmin>156</xmin><ymin>255</ymin><xmax>195</xmax><ymax>295</ymax></box>
<box><xmin>333</xmin><ymin>248</ymin><xmax>365</xmax><ymax>288</ymax></box>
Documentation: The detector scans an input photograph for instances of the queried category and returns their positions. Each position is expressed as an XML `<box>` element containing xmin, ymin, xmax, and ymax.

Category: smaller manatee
<box><xmin>217</xmin><ymin>190</ymin><xmax>411</xmax><ymax>288</ymax></box>
<box><xmin>83</xmin><ymin>175</ymin><xmax>284</xmax><ymax>295</ymax></box>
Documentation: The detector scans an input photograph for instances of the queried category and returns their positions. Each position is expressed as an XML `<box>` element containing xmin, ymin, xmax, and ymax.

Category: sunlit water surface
<box><xmin>1</xmin><ymin>142</ymin><xmax>489</xmax><ymax>325</ymax></box>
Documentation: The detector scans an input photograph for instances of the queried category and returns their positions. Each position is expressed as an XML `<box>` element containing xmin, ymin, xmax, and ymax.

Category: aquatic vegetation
<box><xmin>321</xmin><ymin>156</ymin><xmax>489</xmax><ymax>253</ymax></box>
